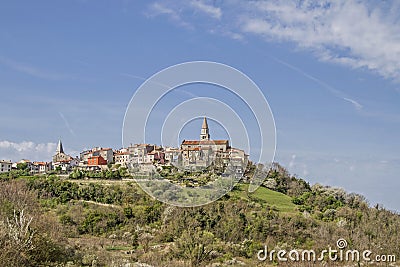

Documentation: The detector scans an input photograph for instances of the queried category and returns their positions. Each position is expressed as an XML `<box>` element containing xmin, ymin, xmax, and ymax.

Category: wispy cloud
<box><xmin>271</xmin><ymin>56</ymin><xmax>363</xmax><ymax>111</ymax></box>
<box><xmin>147</xmin><ymin>2</ymin><xmax>193</xmax><ymax>29</ymax></box>
<box><xmin>148</xmin><ymin>0</ymin><xmax>400</xmax><ymax>81</ymax></box>
<box><xmin>0</xmin><ymin>140</ymin><xmax>56</xmax><ymax>162</ymax></box>
<box><xmin>59</xmin><ymin>112</ymin><xmax>76</xmax><ymax>136</ymax></box>
<box><xmin>190</xmin><ymin>0</ymin><xmax>222</xmax><ymax>19</ymax></box>
<box><xmin>343</xmin><ymin>97</ymin><xmax>363</xmax><ymax>110</ymax></box>
<box><xmin>0</xmin><ymin>57</ymin><xmax>71</xmax><ymax>80</ymax></box>
<box><xmin>240</xmin><ymin>1</ymin><xmax>400</xmax><ymax>81</ymax></box>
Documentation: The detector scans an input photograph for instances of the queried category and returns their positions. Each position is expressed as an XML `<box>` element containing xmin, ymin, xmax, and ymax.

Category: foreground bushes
<box><xmin>0</xmin><ymin>180</ymin><xmax>76</xmax><ymax>266</ymax></box>
<box><xmin>1</xmin><ymin>166</ymin><xmax>399</xmax><ymax>266</ymax></box>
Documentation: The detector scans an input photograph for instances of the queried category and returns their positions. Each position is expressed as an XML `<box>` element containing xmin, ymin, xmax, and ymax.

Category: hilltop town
<box><xmin>1</xmin><ymin>119</ymin><xmax>399</xmax><ymax>267</ymax></box>
<box><xmin>0</xmin><ymin>117</ymin><xmax>248</xmax><ymax>177</ymax></box>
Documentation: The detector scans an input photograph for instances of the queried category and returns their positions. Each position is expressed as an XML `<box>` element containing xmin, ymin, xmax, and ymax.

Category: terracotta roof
<box><xmin>204</xmin><ymin>140</ymin><xmax>228</xmax><ymax>145</ymax></box>
<box><xmin>182</xmin><ymin>140</ymin><xmax>228</xmax><ymax>145</ymax></box>
<box><xmin>33</xmin><ymin>162</ymin><xmax>48</xmax><ymax>166</ymax></box>
<box><xmin>115</xmin><ymin>151</ymin><xmax>130</xmax><ymax>155</ymax></box>
<box><xmin>182</xmin><ymin>140</ymin><xmax>200</xmax><ymax>145</ymax></box>
<box><xmin>133</xmin><ymin>144</ymin><xmax>151</xmax><ymax>147</ymax></box>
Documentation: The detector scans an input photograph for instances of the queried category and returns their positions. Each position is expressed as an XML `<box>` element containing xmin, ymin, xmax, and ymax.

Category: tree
<box><xmin>138</xmin><ymin>232</ymin><xmax>153</xmax><ymax>253</ymax></box>
<box><xmin>69</xmin><ymin>169</ymin><xmax>82</xmax><ymax>179</ymax></box>
<box><xmin>55</xmin><ymin>166</ymin><xmax>62</xmax><ymax>174</ymax></box>
<box><xmin>17</xmin><ymin>162</ymin><xmax>28</xmax><ymax>170</ymax></box>
<box><xmin>173</xmin><ymin>230</ymin><xmax>215</xmax><ymax>267</ymax></box>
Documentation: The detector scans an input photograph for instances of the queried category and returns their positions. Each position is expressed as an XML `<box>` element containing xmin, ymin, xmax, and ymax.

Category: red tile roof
<box><xmin>33</xmin><ymin>162</ymin><xmax>48</xmax><ymax>166</ymax></box>
<box><xmin>115</xmin><ymin>151</ymin><xmax>130</xmax><ymax>155</ymax></box>
<box><xmin>182</xmin><ymin>140</ymin><xmax>228</xmax><ymax>145</ymax></box>
<box><xmin>181</xmin><ymin>140</ymin><xmax>199</xmax><ymax>145</ymax></box>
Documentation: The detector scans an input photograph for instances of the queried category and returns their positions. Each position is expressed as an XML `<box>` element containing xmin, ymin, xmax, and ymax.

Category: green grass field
<box><xmin>230</xmin><ymin>183</ymin><xmax>297</xmax><ymax>214</ymax></box>
<box><xmin>67</xmin><ymin>177</ymin><xmax>298</xmax><ymax>214</ymax></box>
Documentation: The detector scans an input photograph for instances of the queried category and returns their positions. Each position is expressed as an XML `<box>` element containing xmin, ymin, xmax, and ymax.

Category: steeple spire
<box><xmin>200</xmin><ymin>117</ymin><xmax>210</xmax><ymax>141</ymax></box>
<box><xmin>202</xmin><ymin>117</ymin><xmax>208</xmax><ymax>129</ymax></box>
<box><xmin>56</xmin><ymin>140</ymin><xmax>64</xmax><ymax>154</ymax></box>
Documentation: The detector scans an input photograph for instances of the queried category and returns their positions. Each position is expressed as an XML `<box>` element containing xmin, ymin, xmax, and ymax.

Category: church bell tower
<box><xmin>200</xmin><ymin>117</ymin><xmax>210</xmax><ymax>141</ymax></box>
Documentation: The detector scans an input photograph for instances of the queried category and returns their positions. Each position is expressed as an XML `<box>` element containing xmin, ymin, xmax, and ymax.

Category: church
<box><xmin>52</xmin><ymin>140</ymin><xmax>72</xmax><ymax>163</ymax></box>
<box><xmin>52</xmin><ymin>140</ymin><xmax>78</xmax><ymax>171</ymax></box>
<box><xmin>179</xmin><ymin>117</ymin><xmax>247</xmax><ymax>169</ymax></box>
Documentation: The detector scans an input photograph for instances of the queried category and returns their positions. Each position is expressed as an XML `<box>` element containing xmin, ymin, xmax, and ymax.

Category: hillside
<box><xmin>0</xmin><ymin>164</ymin><xmax>399</xmax><ymax>266</ymax></box>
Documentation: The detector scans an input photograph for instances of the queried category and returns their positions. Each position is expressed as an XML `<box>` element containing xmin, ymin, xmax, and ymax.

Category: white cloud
<box><xmin>149</xmin><ymin>2</ymin><xmax>175</xmax><ymax>17</ymax></box>
<box><xmin>147</xmin><ymin>2</ymin><xmax>192</xmax><ymax>29</ymax></box>
<box><xmin>149</xmin><ymin>0</ymin><xmax>400</xmax><ymax>81</ymax></box>
<box><xmin>240</xmin><ymin>0</ymin><xmax>400</xmax><ymax>81</ymax></box>
<box><xmin>0</xmin><ymin>140</ymin><xmax>56</xmax><ymax>162</ymax></box>
<box><xmin>190</xmin><ymin>0</ymin><xmax>222</xmax><ymax>19</ymax></box>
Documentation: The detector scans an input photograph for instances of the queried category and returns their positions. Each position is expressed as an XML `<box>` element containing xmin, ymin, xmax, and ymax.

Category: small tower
<box><xmin>56</xmin><ymin>140</ymin><xmax>64</xmax><ymax>154</ymax></box>
<box><xmin>53</xmin><ymin>139</ymin><xmax>71</xmax><ymax>163</ymax></box>
<box><xmin>200</xmin><ymin>117</ymin><xmax>210</xmax><ymax>141</ymax></box>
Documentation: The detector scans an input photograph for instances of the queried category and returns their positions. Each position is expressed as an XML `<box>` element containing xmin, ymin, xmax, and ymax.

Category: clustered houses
<box><xmin>1</xmin><ymin>117</ymin><xmax>248</xmax><ymax>175</ymax></box>
<box><xmin>80</xmin><ymin>147</ymin><xmax>113</xmax><ymax>170</ymax></box>
<box><xmin>112</xmin><ymin>118</ymin><xmax>248</xmax><ymax>171</ymax></box>
<box><xmin>0</xmin><ymin>159</ymin><xmax>53</xmax><ymax>174</ymax></box>
<box><xmin>114</xmin><ymin>144</ymin><xmax>165</xmax><ymax>168</ymax></box>
<box><xmin>15</xmin><ymin>159</ymin><xmax>53</xmax><ymax>174</ymax></box>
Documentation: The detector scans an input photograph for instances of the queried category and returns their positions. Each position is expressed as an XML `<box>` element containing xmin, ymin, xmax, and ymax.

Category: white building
<box><xmin>53</xmin><ymin>158</ymin><xmax>79</xmax><ymax>172</ymax></box>
<box><xmin>0</xmin><ymin>160</ymin><xmax>12</xmax><ymax>173</ymax></box>
<box><xmin>164</xmin><ymin>147</ymin><xmax>181</xmax><ymax>165</ymax></box>
<box><xmin>114</xmin><ymin>149</ymin><xmax>131</xmax><ymax>166</ymax></box>
<box><xmin>127</xmin><ymin>144</ymin><xmax>160</xmax><ymax>165</ymax></box>
<box><xmin>32</xmin><ymin>162</ymin><xmax>53</xmax><ymax>174</ymax></box>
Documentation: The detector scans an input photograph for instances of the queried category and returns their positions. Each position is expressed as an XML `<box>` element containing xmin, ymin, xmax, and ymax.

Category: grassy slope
<box><xmin>229</xmin><ymin>183</ymin><xmax>297</xmax><ymax>214</ymax></box>
<box><xmin>68</xmin><ymin>178</ymin><xmax>298</xmax><ymax>214</ymax></box>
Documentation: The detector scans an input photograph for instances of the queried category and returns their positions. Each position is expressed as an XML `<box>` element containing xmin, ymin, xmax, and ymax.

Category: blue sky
<box><xmin>0</xmin><ymin>0</ymin><xmax>399</xmax><ymax>211</ymax></box>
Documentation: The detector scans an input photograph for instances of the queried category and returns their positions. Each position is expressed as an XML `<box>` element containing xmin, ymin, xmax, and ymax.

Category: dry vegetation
<box><xmin>0</xmin><ymin>163</ymin><xmax>399</xmax><ymax>266</ymax></box>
